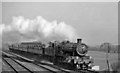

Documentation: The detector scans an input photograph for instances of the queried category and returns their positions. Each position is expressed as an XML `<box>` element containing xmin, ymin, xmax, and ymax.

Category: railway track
<box><xmin>2</xmin><ymin>51</ymin><xmax>73</xmax><ymax>73</ymax></box>
<box><xmin>2</xmin><ymin>53</ymin><xmax>60</xmax><ymax>73</ymax></box>
<box><xmin>2</xmin><ymin>57</ymin><xmax>17</xmax><ymax>73</ymax></box>
<box><xmin>2</xmin><ymin>51</ymin><xmax>98</xmax><ymax>73</ymax></box>
<box><xmin>4</xmin><ymin>51</ymin><xmax>73</xmax><ymax>72</ymax></box>
<box><xmin>2</xmin><ymin>57</ymin><xmax>33</xmax><ymax>73</ymax></box>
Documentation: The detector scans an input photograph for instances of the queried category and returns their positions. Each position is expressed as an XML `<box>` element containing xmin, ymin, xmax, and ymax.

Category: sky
<box><xmin>1</xmin><ymin>2</ymin><xmax>118</xmax><ymax>46</ymax></box>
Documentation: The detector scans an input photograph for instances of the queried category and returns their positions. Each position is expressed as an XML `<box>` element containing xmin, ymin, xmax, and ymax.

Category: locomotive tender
<box><xmin>9</xmin><ymin>38</ymin><xmax>95</xmax><ymax>70</ymax></box>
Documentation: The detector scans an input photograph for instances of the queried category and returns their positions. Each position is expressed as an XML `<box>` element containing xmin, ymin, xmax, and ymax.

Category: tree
<box><xmin>100</xmin><ymin>42</ymin><xmax>112</xmax><ymax>53</ymax></box>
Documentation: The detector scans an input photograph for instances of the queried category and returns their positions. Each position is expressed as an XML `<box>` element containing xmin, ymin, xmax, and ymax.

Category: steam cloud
<box><xmin>2</xmin><ymin>16</ymin><xmax>78</xmax><ymax>43</ymax></box>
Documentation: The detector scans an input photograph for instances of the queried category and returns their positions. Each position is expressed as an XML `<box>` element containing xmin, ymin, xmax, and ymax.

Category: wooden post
<box><xmin>42</xmin><ymin>44</ymin><xmax>45</xmax><ymax>55</ymax></box>
<box><xmin>106</xmin><ymin>43</ymin><xmax>110</xmax><ymax>72</ymax></box>
<box><xmin>53</xmin><ymin>43</ymin><xmax>56</xmax><ymax>63</ymax></box>
<box><xmin>106</xmin><ymin>52</ymin><xmax>110</xmax><ymax>72</ymax></box>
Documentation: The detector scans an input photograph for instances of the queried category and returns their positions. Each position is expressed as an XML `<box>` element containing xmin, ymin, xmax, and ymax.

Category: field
<box><xmin>87</xmin><ymin>51</ymin><xmax>118</xmax><ymax>71</ymax></box>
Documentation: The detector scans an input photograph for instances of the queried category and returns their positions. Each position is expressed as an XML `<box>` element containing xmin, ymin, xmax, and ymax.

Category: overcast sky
<box><xmin>2</xmin><ymin>2</ymin><xmax>118</xmax><ymax>46</ymax></box>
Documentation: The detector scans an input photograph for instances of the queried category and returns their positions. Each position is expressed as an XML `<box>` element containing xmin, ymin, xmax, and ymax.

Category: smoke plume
<box><xmin>2</xmin><ymin>16</ymin><xmax>78</xmax><ymax>43</ymax></box>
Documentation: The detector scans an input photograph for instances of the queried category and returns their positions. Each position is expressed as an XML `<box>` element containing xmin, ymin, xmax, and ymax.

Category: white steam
<box><xmin>2</xmin><ymin>16</ymin><xmax>78</xmax><ymax>43</ymax></box>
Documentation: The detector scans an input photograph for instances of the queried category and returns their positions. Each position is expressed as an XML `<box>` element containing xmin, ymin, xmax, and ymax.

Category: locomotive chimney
<box><xmin>77</xmin><ymin>38</ymin><xmax>82</xmax><ymax>43</ymax></box>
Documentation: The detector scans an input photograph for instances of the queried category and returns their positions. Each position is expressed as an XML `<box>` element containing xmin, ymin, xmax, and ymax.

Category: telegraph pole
<box><xmin>105</xmin><ymin>43</ymin><xmax>111</xmax><ymax>72</ymax></box>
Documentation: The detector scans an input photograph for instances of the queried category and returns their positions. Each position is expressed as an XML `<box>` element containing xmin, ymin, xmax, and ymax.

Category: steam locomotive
<box><xmin>9</xmin><ymin>38</ymin><xmax>94</xmax><ymax>70</ymax></box>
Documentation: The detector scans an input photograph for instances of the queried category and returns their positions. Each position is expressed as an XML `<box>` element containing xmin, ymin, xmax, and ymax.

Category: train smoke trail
<box><xmin>2</xmin><ymin>16</ymin><xmax>78</xmax><ymax>43</ymax></box>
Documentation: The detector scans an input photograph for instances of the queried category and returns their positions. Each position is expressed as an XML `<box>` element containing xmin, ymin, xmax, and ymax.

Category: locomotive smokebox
<box><xmin>77</xmin><ymin>38</ymin><xmax>82</xmax><ymax>43</ymax></box>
